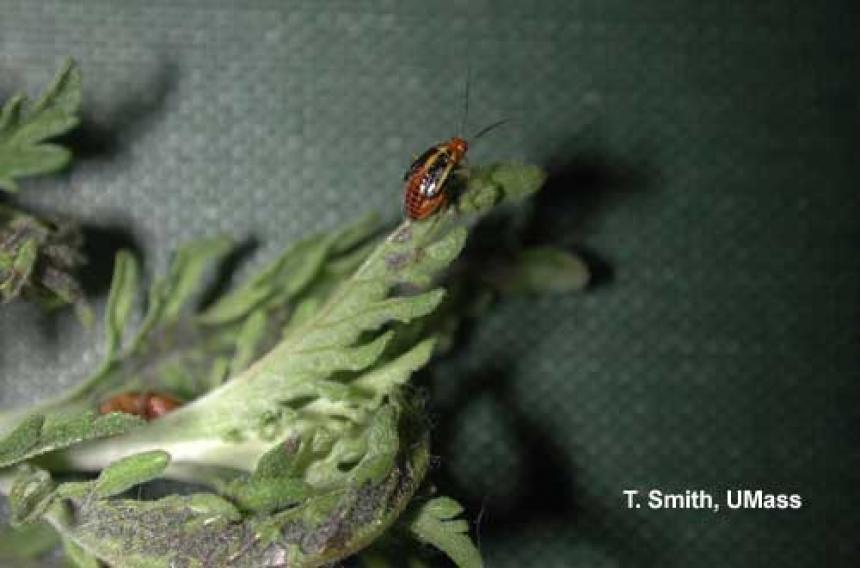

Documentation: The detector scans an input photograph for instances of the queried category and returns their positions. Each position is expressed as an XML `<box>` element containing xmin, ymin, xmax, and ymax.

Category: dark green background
<box><xmin>1</xmin><ymin>1</ymin><xmax>857</xmax><ymax>566</ymax></box>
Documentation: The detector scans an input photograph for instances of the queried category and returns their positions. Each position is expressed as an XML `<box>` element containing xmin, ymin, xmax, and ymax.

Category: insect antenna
<box><xmin>471</xmin><ymin>118</ymin><xmax>509</xmax><ymax>141</ymax></box>
<box><xmin>458</xmin><ymin>60</ymin><xmax>472</xmax><ymax>137</ymax></box>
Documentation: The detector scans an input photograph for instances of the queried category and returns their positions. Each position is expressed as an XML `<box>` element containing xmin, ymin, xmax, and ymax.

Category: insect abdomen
<box><xmin>402</xmin><ymin>143</ymin><xmax>459</xmax><ymax>220</ymax></box>
<box><xmin>99</xmin><ymin>392</ymin><xmax>182</xmax><ymax>420</ymax></box>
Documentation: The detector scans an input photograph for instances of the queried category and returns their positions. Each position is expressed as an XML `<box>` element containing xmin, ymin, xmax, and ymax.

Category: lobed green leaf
<box><xmin>406</xmin><ymin>497</ymin><xmax>483</xmax><ymax>568</ymax></box>
<box><xmin>0</xmin><ymin>60</ymin><xmax>81</xmax><ymax>192</ymax></box>
<box><xmin>0</xmin><ymin>162</ymin><xmax>548</xmax><ymax>567</ymax></box>
<box><xmin>0</xmin><ymin>412</ymin><xmax>143</xmax><ymax>469</ymax></box>
<box><xmin>93</xmin><ymin>450</ymin><xmax>171</xmax><ymax>498</ymax></box>
<box><xmin>102</xmin><ymin>251</ymin><xmax>139</xmax><ymax>361</ymax></box>
<box><xmin>9</xmin><ymin>466</ymin><xmax>55</xmax><ymax>527</ymax></box>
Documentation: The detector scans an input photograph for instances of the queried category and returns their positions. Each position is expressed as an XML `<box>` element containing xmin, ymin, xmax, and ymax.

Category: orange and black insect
<box><xmin>402</xmin><ymin>121</ymin><xmax>507</xmax><ymax>221</ymax></box>
<box><xmin>99</xmin><ymin>391</ymin><xmax>182</xmax><ymax>421</ymax></box>
<box><xmin>402</xmin><ymin>69</ymin><xmax>507</xmax><ymax>220</ymax></box>
<box><xmin>402</xmin><ymin>136</ymin><xmax>469</xmax><ymax>220</ymax></box>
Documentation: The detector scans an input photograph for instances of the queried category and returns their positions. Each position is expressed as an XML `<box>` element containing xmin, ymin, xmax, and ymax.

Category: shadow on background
<box><xmin>197</xmin><ymin>237</ymin><xmax>260</xmax><ymax>311</ymax></box>
<box><xmin>61</xmin><ymin>60</ymin><xmax>179</xmax><ymax>163</ymax></box>
<box><xmin>420</xmin><ymin>145</ymin><xmax>662</xmax><ymax>566</ymax></box>
<box><xmin>0</xmin><ymin>59</ymin><xmax>179</xmax><ymax>347</ymax></box>
<box><xmin>78</xmin><ymin>221</ymin><xmax>143</xmax><ymax>298</ymax></box>
<box><xmin>10</xmin><ymin>58</ymin><xmax>179</xmax><ymax>291</ymax></box>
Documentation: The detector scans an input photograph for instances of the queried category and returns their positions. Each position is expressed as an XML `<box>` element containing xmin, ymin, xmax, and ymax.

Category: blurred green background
<box><xmin>0</xmin><ymin>1</ymin><xmax>857</xmax><ymax>566</ymax></box>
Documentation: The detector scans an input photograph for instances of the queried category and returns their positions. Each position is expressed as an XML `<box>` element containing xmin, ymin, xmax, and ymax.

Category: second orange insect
<box><xmin>99</xmin><ymin>391</ymin><xmax>182</xmax><ymax>421</ymax></box>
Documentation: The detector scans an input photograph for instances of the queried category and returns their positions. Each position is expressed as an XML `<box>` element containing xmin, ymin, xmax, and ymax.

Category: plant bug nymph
<box><xmin>402</xmin><ymin>136</ymin><xmax>469</xmax><ymax>220</ymax></box>
<box><xmin>98</xmin><ymin>391</ymin><xmax>182</xmax><ymax>421</ymax></box>
<box><xmin>402</xmin><ymin>62</ymin><xmax>508</xmax><ymax>221</ymax></box>
<box><xmin>402</xmin><ymin>121</ymin><xmax>506</xmax><ymax>221</ymax></box>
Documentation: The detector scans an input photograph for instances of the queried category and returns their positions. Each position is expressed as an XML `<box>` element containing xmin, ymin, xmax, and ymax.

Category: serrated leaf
<box><xmin>18</xmin><ymin>416</ymin><xmax>429</xmax><ymax>568</ymax></box>
<box><xmin>93</xmin><ymin>450</ymin><xmax>170</xmax><ymax>498</ymax></box>
<box><xmin>161</xmin><ymin>237</ymin><xmax>233</xmax><ymax>321</ymax></box>
<box><xmin>231</xmin><ymin>308</ymin><xmax>267</xmax><ymax>373</ymax></box>
<box><xmin>132</xmin><ymin>237</ymin><xmax>232</xmax><ymax>337</ymax></box>
<box><xmin>206</xmin><ymin>355</ymin><xmax>231</xmax><ymax>390</ymax></box>
<box><xmin>226</xmin><ymin>213</ymin><xmax>382</xmax><ymax>334</ymax></box>
<box><xmin>58</xmin><ymin>163</ymin><xmax>545</xmax><ymax>472</ymax></box>
<box><xmin>0</xmin><ymin>412</ymin><xmax>143</xmax><ymax>469</ymax></box>
<box><xmin>330</xmin><ymin>211</ymin><xmax>382</xmax><ymax>255</ymax></box>
<box><xmin>353</xmin><ymin>338</ymin><xmax>436</xmax><ymax>399</ymax></box>
<box><xmin>0</xmin><ymin>215</ymin><xmax>387</xmax><ymax>440</ymax></box>
<box><xmin>293</xmin><ymin>289</ymin><xmax>445</xmax><ymax>349</ymax></box>
<box><xmin>0</xmin><ymin>204</ymin><xmax>86</xmax><ymax>309</ymax></box>
<box><xmin>0</xmin><ymin>60</ymin><xmax>81</xmax><ymax>192</ymax></box>
<box><xmin>11</xmin><ymin>113</ymin><xmax>78</xmax><ymax>148</ymax></box>
<box><xmin>1</xmin><ymin>162</ymin><xmax>544</xmax><ymax>567</ymax></box>
<box><xmin>0</xmin><ymin>145</ymin><xmax>71</xmax><ymax>185</ymax></box>
<box><xmin>275</xmin><ymin>330</ymin><xmax>393</xmax><ymax>375</ymax></box>
<box><xmin>252</xmin><ymin>435</ymin><xmax>308</xmax><ymax>480</ymax></box>
<box><xmin>0</xmin><ymin>96</ymin><xmax>24</xmax><ymax>137</ymax></box>
<box><xmin>0</xmin><ymin>237</ymin><xmax>39</xmax><ymax>300</ymax></box>
<box><xmin>199</xmin><ymin>233</ymin><xmax>333</xmax><ymax>325</ymax></box>
<box><xmin>406</xmin><ymin>497</ymin><xmax>483</xmax><ymax>568</ymax></box>
<box><xmin>9</xmin><ymin>466</ymin><xmax>56</xmax><ymax>526</ymax></box>
<box><xmin>351</xmin><ymin>405</ymin><xmax>399</xmax><ymax>485</ymax></box>
<box><xmin>102</xmin><ymin>250</ymin><xmax>138</xmax><ymax>360</ymax></box>
<box><xmin>32</xmin><ymin>59</ymin><xmax>82</xmax><ymax>118</ymax></box>
<box><xmin>0</xmin><ymin>414</ymin><xmax>45</xmax><ymax>464</ymax></box>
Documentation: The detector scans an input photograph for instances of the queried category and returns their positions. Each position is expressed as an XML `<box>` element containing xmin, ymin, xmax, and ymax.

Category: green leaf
<box><xmin>0</xmin><ymin>60</ymin><xmax>81</xmax><ymax>192</ymax></box>
<box><xmin>330</xmin><ymin>211</ymin><xmax>383</xmax><ymax>255</ymax></box>
<box><xmin>62</xmin><ymin>537</ymin><xmax>100</xmax><ymax>568</ymax></box>
<box><xmin>0</xmin><ymin>522</ymin><xmax>59</xmax><ymax>561</ymax></box>
<box><xmin>198</xmin><ymin>233</ymin><xmax>333</xmax><ymax>325</ymax></box>
<box><xmin>0</xmin><ymin>237</ymin><xmax>39</xmax><ymax>301</ymax></box>
<box><xmin>406</xmin><ymin>497</ymin><xmax>483</xmax><ymax>568</ymax></box>
<box><xmin>459</xmin><ymin>162</ymin><xmax>546</xmax><ymax>213</ymax></box>
<box><xmin>10</xmin><ymin>412</ymin><xmax>429</xmax><ymax>567</ymax></box>
<box><xmin>0</xmin><ymin>216</ymin><xmax>382</xmax><ymax>436</ymax></box>
<box><xmin>494</xmin><ymin>246</ymin><xmax>590</xmax><ymax>294</ymax></box>
<box><xmin>102</xmin><ymin>250</ymin><xmax>139</xmax><ymax>361</ymax></box>
<box><xmin>9</xmin><ymin>466</ymin><xmax>56</xmax><ymax>526</ymax></box>
<box><xmin>0</xmin><ymin>204</ymin><xmax>87</xmax><ymax>310</ymax></box>
<box><xmin>0</xmin><ymin>163</ymin><xmax>544</xmax><ymax>567</ymax></box>
<box><xmin>0</xmin><ymin>414</ymin><xmax>45</xmax><ymax>465</ymax></box>
<box><xmin>32</xmin><ymin>59</ymin><xmax>82</xmax><ymax>118</ymax></box>
<box><xmin>0</xmin><ymin>412</ymin><xmax>143</xmax><ymax>469</ymax></box>
<box><xmin>135</xmin><ymin>237</ymin><xmax>232</xmax><ymax>337</ymax></box>
<box><xmin>93</xmin><ymin>450</ymin><xmax>170</xmax><ymax>498</ymax></box>
<box><xmin>231</xmin><ymin>308</ymin><xmax>268</xmax><ymax>373</ymax></box>
<box><xmin>40</xmin><ymin>164</ymin><xmax>541</xmax><ymax>474</ymax></box>
<box><xmin>219</xmin><ymin>475</ymin><xmax>311</xmax><ymax>514</ymax></box>
<box><xmin>161</xmin><ymin>237</ymin><xmax>233</xmax><ymax>321</ymax></box>
<box><xmin>250</xmin><ymin>436</ymin><xmax>304</xmax><ymax>479</ymax></box>
<box><xmin>291</xmin><ymin>290</ymin><xmax>445</xmax><ymax>349</ymax></box>
<box><xmin>353</xmin><ymin>338</ymin><xmax>436</xmax><ymax>400</ymax></box>
<box><xmin>482</xmin><ymin>162</ymin><xmax>546</xmax><ymax>203</ymax></box>
<box><xmin>12</xmin><ymin>238</ymin><xmax>39</xmax><ymax>277</ymax></box>
<box><xmin>350</xmin><ymin>405</ymin><xmax>399</xmax><ymax>485</ymax></box>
